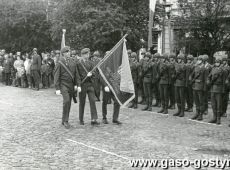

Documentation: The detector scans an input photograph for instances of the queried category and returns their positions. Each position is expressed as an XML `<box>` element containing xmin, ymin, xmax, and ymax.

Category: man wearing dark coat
<box><xmin>54</xmin><ymin>46</ymin><xmax>81</xmax><ymax>129</ymax></box>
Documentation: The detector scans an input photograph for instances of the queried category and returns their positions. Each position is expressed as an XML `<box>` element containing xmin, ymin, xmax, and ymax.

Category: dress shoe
<box><xmin>102</xmin><ymin>119</ymin><xmax>109</xmax><ymax>124</ymax></box>
<box><xmin>80</xmin><ymin>121</ymin><xmax>84</xmax><ymax>125</ymax></box>
<box><xmin>157</xmin><ymin>108</ymin><xmax>164</xmax><ymax>113</ymax></box>
<box><xmin>63</xmin><ymin>122</ymin><xmax>70</xmax><ymax>129</ymax></box>
<box><xmin>178</xmin><ymin>112</ymin><xmax>184</xmax><ymax>117</ymax></box>
<box><xmin>216</xmin><ymin>117</ymin><xmax>221</xmax><ymax>125</ymax></box>
<box><xmin>91</xmin><ymin>120</ymin><xmax>100</xmax><ymax>125</ymax></box>
<box><xmin>112</xmin><ymin>120</ymin><xmax>122</xmax><ymax>125</ymax></box>
<box><xmin>208</xmin><ymin>118</ymin><xmax>217</xmax><ymax>124</ymax></box>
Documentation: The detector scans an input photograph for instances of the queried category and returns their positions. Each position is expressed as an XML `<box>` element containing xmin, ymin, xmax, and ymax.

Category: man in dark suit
<box><xmin>76</xmin><ymin>48</ymin><xmax>99</xmax><ymax>125</ymax></box>
<box><xmin>54</xmin><ymin>46</ymin><xmax>81</xmax><ymax>129</ymax></box>
<box><xmin>3</xmin><ymin>54</ymin><xmax>12</xmax><ymax>86</ymax></box>
<box><xmin>31</xmin><ymin>48</ymin><xmax>41</xmax><ymax>90</ymax></box>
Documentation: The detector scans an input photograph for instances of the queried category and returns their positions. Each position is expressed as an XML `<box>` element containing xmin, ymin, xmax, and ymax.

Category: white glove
<box><xmin>87</xmin><ymin>72</ymin><xmax>92</xmax><ymax>77</ymax></box>
<box><xmin>104</xmin><ymin>86</ymin><xmax>110</xmax><ymax>92</ymax></box>
<box><xmin>74</xmin><ymin>86</ymin><xmax>78</xmax><ymax>91</ymax></box>
<box><xmin>56</xmin><ymin>90</ymin><xmax>61</xmax><ymax>95</ymax></box>
<box><xmin>77</xmin><ymin>87</ymin><xmax>82</xmax><ymax>93</ymax></box>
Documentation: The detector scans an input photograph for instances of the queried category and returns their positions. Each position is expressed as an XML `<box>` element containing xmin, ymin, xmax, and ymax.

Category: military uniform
<box><xmin>90</xmin><ymin>51</ymin><xmax>102</xmax><ymax>101</ymax></box>
<box><xmin>203</xmin><ymin>55</ymin><xmax>212</xmax><ymax>114</ymax></box>
<box><xmin>173</xmin><ymin>54</ymin><xmax>186</xmax><ymax>117</ymax></box>
<box><xmin>190</xmin><ymin>56</ymin><xmax>206</xmax><ymax>120</ymax></box>
<box><xmin>138</xmin><ymin>49</ymin><xmax>146</xmax><ymax>104</ymax></box>
<box><xmin>54</xmin><ymin>46</ymin><xmax>81</xmax><ymax>128</ymax></box>
<box><xmin>31</xmin><ymin>48</ymin><xmax>42</xmax><ymax>90</ymax></box>
<box><xmin>141</xmin><ymin>52</ymin><xmax>153</xmax><ymax>111</ymax></box>
<box><xmin>185</xmin><ymin>55</ymin><xmax>194</xmax><ymax>112</ymax></box>
<box><xmin>158</xmin><ymin>53</ymin><xmax>170</xmax><ymax>114</ymax></box>
<box><xmin>3</xmin><ymin>56</ymin><xmax>12</xmax><ymax>86</ymax></box>
<box><xmin>207</xmin><ymin>57</ymin><xmax>225</xmax><ymax>125</ymax></box>
<box><xmin>151</xmin><ymin>53</ymin><xmax>160</xmax><ymax>107</ymax></box>
<box><xmin>168</xmin><ymin>53</ymin><xmax>176</xmax><ymax>109</ymax></box>
<box><xmin>129</xmin><ymin>52</ymin><xmax>139</xmax><ymax>109</ymax></box>
<box><xmin>221</xmin><ymin>58</ymin><xmax>230</xmax><ymax>117</ymax></box>
<box><xmin>77</xmin><ymin>48</ymin><xmax>99</xmax><ymax>125</ymax></box>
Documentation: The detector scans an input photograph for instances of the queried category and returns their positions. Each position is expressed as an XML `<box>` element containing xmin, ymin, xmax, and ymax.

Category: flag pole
<box><xmin>80</xmin><ymin>34</ymin><xmax>128</xmax><ymax>84</ymax></box>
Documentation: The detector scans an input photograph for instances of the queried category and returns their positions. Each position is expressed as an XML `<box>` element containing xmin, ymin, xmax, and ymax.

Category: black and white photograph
<box><xmin>0</xmin><ymin>0</ymin><xmax>230</xmax><ymax>169</ymax></box>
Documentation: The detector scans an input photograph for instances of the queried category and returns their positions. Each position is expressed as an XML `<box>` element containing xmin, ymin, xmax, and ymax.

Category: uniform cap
<box><xmin>81</xmin><ymin>48</ymin><xmax>90</xmax><ymax>55</ymax></box>
<box><xmin>127</xmin><ymin>49</ymin><xmax>132</xmax><ymax>54</ymax></box>
<box><xmin>153</xmin><ymin>53</ymin><xmax>161</xmax><ymax>58</ymax></box>
<box><xmin>162</xmin><ymin>53</ymin><xmax>169</xmax><ymax>59</ymax></box>
<box><xmin>177</xmin><ymin>54</ymin><xmax>185</xmax><ymax>59</ymax></box>
<box><xmin>202</xmin><ymin>54</ymin><xmax>209</xmax><ymax>61</ymax></box>
<box><xmin>16</xmin><ymin>52</ymin><xmax>21</xmax><ymax>56</ymax></box>
<box><xmin>93</xmin><ymin>51</ymin><xmax>100</xmax><ymax>56</ymax></box>
<box><xmin>61</xmin><ymin>46</ymin><xmax>70</xmax><ymax>54</ymax></box>
<box><xmin>198</xmin><ymin>55</ymin><xmax>203</xmax><ymax>60</ymax></box>
<box><xmin>187</xmin><ymin>54</ymin><xmax>194</xmax><ymax>60</ymax></box>
<box><xmin>145</xmin><ymin>52</ymin><xmax>151</xmax><ymax>58</ymax></box>
<box><xmin>131</xmin><ymin>52</ymin><xmax>137</xmax><ymax>58</ymax></box>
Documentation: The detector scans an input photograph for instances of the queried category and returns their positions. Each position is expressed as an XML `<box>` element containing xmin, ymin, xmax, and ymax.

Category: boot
<box><xmin>163</xmin><ymin>106</ymin><xmax>168</xmax><ymax>114</ymax></box>
<box><xmin>147</xmin><ymin>98</ymin><xmax>152</xmax><ymax>111</ymax></box>
<box><xmin>208</xmin><ymin>111</ymin><xmax>217</xmax><ymax>123</ymax></box>
<box><xmin>216</xmin><ymin>112</ymin><xmax>221</xmax><ymax>125</ymax></box>
<box><xmin>157</xmin><ymin>101</ymin><xmax>161</xmax><ymax>107</ymax></box>
<box><xmin>133</xmin><ymin>103</ymin><xmax>138</xmax><ymax>109</ymax></box>
<box><xmin>173</xmin><ymin>105</ymin><xmax>181</xmax><ymax>116</ymax></box>
<box><xmin>158</xmin><ymin>107</ymin><xmax>164</xmax><ymax>113</ymax></box>
<box><xmin>197</xmin><ymin>112</ymin><xmax>203</xmax><ymax>121</ymax></box>
<box><xmin>142</xmin><ymin>105</ymin><xmax>148</xmax><ymax>111</ymax></box>
<box><xmin>191</xmin><ymin>110</ymin><xmax>199</xmax><ymax>120</ymax></box>
<box><xmin>178</xmin><ymin>107</ymin><xmax>185</xmax><ymax>117</ymax></box>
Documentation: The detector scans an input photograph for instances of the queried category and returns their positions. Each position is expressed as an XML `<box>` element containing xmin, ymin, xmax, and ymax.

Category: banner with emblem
<box><xmin>98</xmin><ymin>35</ymin><xmax>135</xmax><ymax>107</ymax></box>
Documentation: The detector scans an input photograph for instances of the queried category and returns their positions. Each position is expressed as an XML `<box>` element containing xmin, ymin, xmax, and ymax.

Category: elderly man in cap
<box><xmin>76</xmin><ymin>48</ymin><xmax>99</xmax><ymax>125</ymax></box>
<box><xmin>30</xmin><ymin>48</ymin><xmax>41</xmax><ymax>90</ymax></box>
<box><xmin>54</xmin><ymin>46</ymin><xmax>81</xmax><ymax>129</ymax></box>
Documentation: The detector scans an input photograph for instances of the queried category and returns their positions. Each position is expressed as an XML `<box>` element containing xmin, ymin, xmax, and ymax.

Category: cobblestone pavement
<box><xmin>0</xmin><ymin>84</ymin><xmax>230</xmax><ymax>170</ymax></box>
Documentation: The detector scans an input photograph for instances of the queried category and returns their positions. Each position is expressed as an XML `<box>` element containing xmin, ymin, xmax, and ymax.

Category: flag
<box><xmin>98</xmin><ymin>36</ymin><xmax>135</xmax><ymax>107</ymax></box>
<box><xmin>61</xmin><ymin>29</ymin><xmax>66</xmax><ymax>49</ymax></box>
<box><xmin>148</xmin><ymin>0</ymin><xmax>157</xmax><ymax>49</ymax></box>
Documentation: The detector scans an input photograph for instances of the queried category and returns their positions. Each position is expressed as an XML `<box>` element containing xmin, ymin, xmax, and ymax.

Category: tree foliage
<box><xmin>175</xmin><ymin>0</ymin><xmax>230</xmax><ymax>60</ymax></box>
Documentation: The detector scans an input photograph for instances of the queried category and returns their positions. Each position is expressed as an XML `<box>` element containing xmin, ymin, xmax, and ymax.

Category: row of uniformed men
<box><xmin>128</xmin><ymin>50</ymin><xmax>230</xmax><ymax>126</ymax></box>
<box><xmin>54</xmin><ymin>46</ymin><xmax>120</xmax><ymax>129</ymax></box>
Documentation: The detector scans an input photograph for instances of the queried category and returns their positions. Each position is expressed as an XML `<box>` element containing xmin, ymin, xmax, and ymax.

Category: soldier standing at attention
<box><xmin>185</xmin><ymin>54</ymin><xmax>195</xmax><ymax>112</ymax></box>
<box><xmin>151</xmin><ymin>53</ymin><xmax>160</xmax><ymax>107</ymax></box>
<box><xmin>141</xmin><ymin>52</ymin><xmax>153</xmax><ymax>111</ymax></box>
<box><xmin>54</xmin><ymin>46</ymin><xmax>81</xmax><ymax>129</ymax></box>
<box><xmin>190</xmin><ymin>56</ymin><xmax>206</xmax><ymax>120</ymax></box>
<box><xmin>138</xmin><ymin>49</ymin><xmax>146</xmax><ymax>104</ymax></box>
<box><xmin>77</xmin><ymin>48</ymin><xmax>99</xmax><ymax>125</ymax></box>
<box><xmin>129</xmin><ymin>52</ymin><xmax>139</xmax><ymax>109</ymax></box>
<box><xmin>173</xmin><ymin>54</ymin><xmax>186</xmax><ymax>117</ymax></box>
<box><xmin>30</xmin><ymin>48</ymin><xmax>42</xmax><ymax>91</ymax></box>
<box><xmin>207</xmin><ymin>54</ymin><xmax>225</xmax><ymax>125</ymax></box>
<box><xmin>221</xmin><ymin>55</ymin><xmax>230</xmax><ymax>117</ymax></box>
<box><xmin>158</xmin><ymin>53</ymin><xmax>170</xmax><ymax>114</ymax></box>
<box><xmin>168</xmin><ymin>53</ymin><xmax>176</xmax><ymax>109</ymax></box>
<box><xmin>203</xmin><ymin>54</ymin><xmax>212</xmax><ymax>115</ymax></box>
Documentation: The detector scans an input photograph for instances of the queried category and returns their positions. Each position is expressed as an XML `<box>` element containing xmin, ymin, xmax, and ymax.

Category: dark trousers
<box><xmin>47</xmin><ymin>73</ymin><xmax>53</xmax><ymax>88</ymax></box>
<box><xmin>203</xmin><ymin>90</ymin><xmax>209</xmax><ymax>111</ymax></box>
<box><xmin>94</xmin><ymin>79</ymin><xmax>101</xmax><ymax>100</ymax></box>
<box><xmin>26</xmin><ymin>74</ymin><xmax>31</xmax><ymax>87</ymax></box>
<box><xmin>185</xmin><ymin>85</ymin><xmax>193</xmax><ymax>109</ymax></box>
<box><xmin>175</xmin><ymin>86</ymin><xmax>185</xmax><ymax>111</ymax></box>
<box><xmin>79</xmin><ymin>84</ymin><xmax>98</xmax><ymax>122</ymax></box>
<box><xmin>222</xmin><ymin>91</ymin><xmax>229</xmax><ymax>114</ymax></box>
<box><xmin>139</xmin><ymin>79</ymin><xmax>145</xmax><ymax>101</ymax></box>
<box><xmin>211</xmin><ymin>92</ymin><xmax>222</xmax><ymax>118</ymax></box>
<box><xmin>102</xmin><ymin>89</ymin><xmax>120</xmax><ymax>121</ymax></box>
<box><xmin>42</xmin><ymin>74</ymin><xmax>48</xmax><ymax>88</ymax></box>
<box><xmin>132</xmin><ymin>83</ymin><xmax>138</xmax><ymax>104</ymax></box>
<box><xmin>2</xmin><ymin>71</ymin><xmax>5</xmax><ymax>82</ymax></box>
<box><xmin>143</xmin><ymin>82</ymin><xmax>152</xmax><ymax>106</ymax></box>
<box><xmin>168</xmin><ymin>84</ymin><xmax>175</xmax><ymax>106</ymax></box>
<box><xmin>193</xmin><ymin>90</ymin><xmax>204</xmax><ymax>113</ymax></box>
<box><xmin>61</xmin><ymin>87</ymin><xmax>72</xmax><ymax>123</ymax></box>
<box><xmin>152</xmin><ymin>83</ymin><xmax>160</xmax><ymax>103</ymax></box>
<box><xmin>160</xmin><ymin>84</ymin><xmax>169</xmax><ymax>108</ymax></box>
<box><xmin>31</xmin><ymin>70</ymin><xmax>40</xmax><ymax>89</ymax></box>
<box><xmin>5</xmin><ymin>73</ymin><xmax>11</xmax><ymax>85</ymax></box>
